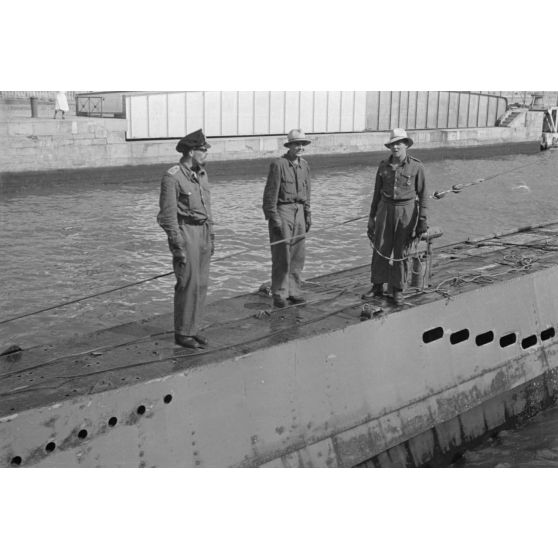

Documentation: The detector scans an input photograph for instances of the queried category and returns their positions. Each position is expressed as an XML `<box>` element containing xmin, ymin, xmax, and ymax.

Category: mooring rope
<box><xmin>0</xmin><ymin>157</ymin><xmax>548</xmax><ymax>326</ymax></box>
<box><xmin>0</xmin><ymin>215</ymin><xmax>368</xmax><ymax>325</ymax></box>
<box><xmin>430</xmin><ymin>159</ymin><xmax>541</xmax><ymax>199</ymax></box>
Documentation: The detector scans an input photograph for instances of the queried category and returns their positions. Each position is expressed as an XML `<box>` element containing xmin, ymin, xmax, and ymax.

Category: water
<box><xmin>1</xmin><ymin>141</ymin><xmax>558</xmax><ymax>465</ymax></box>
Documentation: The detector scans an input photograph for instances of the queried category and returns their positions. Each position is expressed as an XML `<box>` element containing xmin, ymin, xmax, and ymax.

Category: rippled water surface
<box><xmin>2</xmin><ymin>141</ymin><xmax>558</xmax><ymax>466</ymax></box>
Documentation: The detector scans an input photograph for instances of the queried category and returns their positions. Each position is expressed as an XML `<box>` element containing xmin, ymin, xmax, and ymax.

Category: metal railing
<box><xmin>0</xmin><ymin>91</ymin><xmax>79</xmax><ymax>100</ymax></box>
<box><xmin>365</xmin><ymin>91</ymin><xmax>508</xmax><ymax>131</ymax></box>
<box><xmin>75</xmin><ymin>92</ymin><xmax>126</xmax><ymax>118</ymax></box>
<box><xmin>474</xmin><ymin>91</ymin><xmax>558</xmax><ymax>108</ymax></box>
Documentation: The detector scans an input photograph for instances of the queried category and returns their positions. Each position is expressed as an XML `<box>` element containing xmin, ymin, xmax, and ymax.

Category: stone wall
<box><xmin>0</xmin><ymin>109</ymin><xmax>546</xmax><ymax>174</ymax></box>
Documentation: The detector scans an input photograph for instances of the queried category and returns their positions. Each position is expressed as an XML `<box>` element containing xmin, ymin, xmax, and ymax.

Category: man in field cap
<box><xmin>157</xmin><ymin>129</ymin><xmax>215</xmax><ymax>349</ymax></box>
<box><xmin>363</xmin><ymin>128</ymin><xmax>428</xmax><ymax>305</ymax></box>
<box><xmin>262</xmin><ymin>129</ymin><xmax>312</xmax><ymax>308</ymax></box>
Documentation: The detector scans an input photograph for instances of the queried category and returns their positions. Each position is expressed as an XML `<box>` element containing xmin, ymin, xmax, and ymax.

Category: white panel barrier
<box><xmin>313</xmin><ymin>91</ymin><xmax>328</xmax><ymax>133</ymax></box>
<box><xmin>269</xmin><ymin>91</ymin><xmax>285</xmax><ymax>134</ymax></box>
<box><xmin>204</xmin><ymin>91</ymin><xmax>221</xmax><ymax>136</ymax></box>
<box><xmin>186</xmin><ymin>92</ymin><xmax>204</xmax><ymax>133</ymax></box>
<box><xmin>238</xmin><ymin>91</ymin><xmax>254</xmax><ymax>135</ymax></box>
<box><xmin>254</xmin><ymin>91</ymin><xmax>270</xmax><ymax>135</ymax></box>
<box><xmin>299</xmin><ymin>91</ymin><xmax>314</xmax><ymax>132</ymax></box>
<box><xmin>221</xmin><ymin>92</ymin><xmax>238</xmax><ymax>136</ymax></box>
<box><xmin>125</xmin><ymin>91</ymin><xmax>368</xmax><ymax>140</ymax></box>
<box><xmin>148</xmin><ymin>94</ymin><xmax>168</xmax><ymax>138</ymax></box>
<box><xmin>327</xmin><ymin>91</ymin><xmax>341</xmax><ymax>132</ymax></box>
<box><xmin>167</xmin><ymin>93</ymin><xmax>186</xmax><ymax>137</ymax></box>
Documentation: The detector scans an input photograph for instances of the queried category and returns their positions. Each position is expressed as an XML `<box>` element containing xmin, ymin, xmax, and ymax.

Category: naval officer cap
<box><xmin>176</xmin><ymin>129</ymin><xmax>212</xmax><ymax>153</ymax></box>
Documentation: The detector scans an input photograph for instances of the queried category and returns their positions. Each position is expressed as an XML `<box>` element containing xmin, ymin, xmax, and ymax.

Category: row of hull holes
<box><xmin>9</xmin><ymin>393</ymin><xmax>173</xmax><ymax>467</ymax></box>
<box><xmin>9</xmin><ymin>324</ymin><xmax>557</xmax><ymax>466</ymax></box>
<box><xmin>423</xmin><ymin>325</ymin><xmax>556</xmax><ymax>349</ymax></box>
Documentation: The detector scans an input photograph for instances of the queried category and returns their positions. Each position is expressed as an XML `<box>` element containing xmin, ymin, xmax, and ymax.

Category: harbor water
<box><xmin>2</xmin><ymin>140</ymin><xmax>558</xmax><ymax>466</ymax></box>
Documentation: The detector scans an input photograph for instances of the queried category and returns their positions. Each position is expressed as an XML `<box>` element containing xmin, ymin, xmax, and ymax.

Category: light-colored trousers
<box><xmin>268</xmin><ymin>204</ymin><xmax>306</xmax><ymax>299</ymax></box>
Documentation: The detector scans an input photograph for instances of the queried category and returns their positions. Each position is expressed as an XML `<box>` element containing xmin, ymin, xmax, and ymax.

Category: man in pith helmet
<box><xmin>157</xmin><ymin>129</ymin><xmax>215</xmax><ymax>349</ymax></box>
<box><xmin>363</xmin><ymin>128</ymin><xmax>428</xmax><ymax>305</ymax></box>
<box><xmin>262</xmin><ymin>129</ymin><xmax>312</xmax><ymax>308</ymax></box>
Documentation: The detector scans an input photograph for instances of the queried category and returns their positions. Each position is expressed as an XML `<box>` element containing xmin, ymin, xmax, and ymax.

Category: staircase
<box><xmin>498</xmin><ymin>109</ymin><xmax>527</xmax><ymax>127</ymax></box>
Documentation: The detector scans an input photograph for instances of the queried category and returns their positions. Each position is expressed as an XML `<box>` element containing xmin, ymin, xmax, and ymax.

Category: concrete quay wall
<box><xmin>0</xmin><ymin>112</ymin><xmax>544</xmax><ymax>174</ymax></box>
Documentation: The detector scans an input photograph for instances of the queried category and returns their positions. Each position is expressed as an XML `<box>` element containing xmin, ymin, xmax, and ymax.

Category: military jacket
<box><xmin>262</xmin><ymin>154</ymin><xmax>311</xmax><ymax>224</ymax></box>
<box><xmin>157</xmin><ymin>163</ymin><xmax>213</xmax><ymax>247</ymax></box>
<box><xmin>370</xmin><ymin>155</ymin><xmax>428</xmax><ymax>220</ymax></box>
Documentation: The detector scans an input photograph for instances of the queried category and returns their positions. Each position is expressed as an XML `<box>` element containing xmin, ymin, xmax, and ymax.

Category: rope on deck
<box><xmin>0</xmin><ymin>155</ymin><xmax>553</xmax><ymax>326</ymax></box>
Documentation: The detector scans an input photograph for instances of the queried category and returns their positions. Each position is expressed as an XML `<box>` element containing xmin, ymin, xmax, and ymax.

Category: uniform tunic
<box><xmin>369</xmin><ymin>154</ymin><xmax>427</xmax><ymax>290</ymax></box>
<box><xmin>157</xmin><ymin>163</ymin><xmax>213</xmax><ymax>336</ymax></box>
<box><xmin>262</xmin><ymin>154</ymin><xmax>311</xmax><ymax>299</ymax></box>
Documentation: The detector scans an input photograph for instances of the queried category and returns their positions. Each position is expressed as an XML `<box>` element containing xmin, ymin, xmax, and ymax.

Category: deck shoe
<box><xmin>193</xmin><ymin>334</ymin><xmax>209</xmax><ymax>347</ymax></box>
<box><xmin>361</xmin><ymin>284</ymin><xmax>384</xmax><ymax>300</ymax></box>
<box><xmin>273</xmin><ymin>296</ymin><xmax>288</xmax><ymax>308</ymax></box>
<box><xmin>288</xmin><ymin>295</ymin><xmax>306</xmax><ymax>304</ymax></box>
<box><xmin>174</xmin><ymin>334</ymin><xmax>201</xmax><ymax>349</ymax></box>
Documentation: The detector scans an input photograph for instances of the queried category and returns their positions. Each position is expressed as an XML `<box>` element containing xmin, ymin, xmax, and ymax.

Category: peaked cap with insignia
<box><xmin>176</xmin><ymin>129</ymin><xmax>212</xmax><ymax>153</ymax></box>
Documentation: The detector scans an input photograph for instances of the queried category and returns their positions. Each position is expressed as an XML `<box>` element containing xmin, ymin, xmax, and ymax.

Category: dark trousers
<box><xmin>172</xmin><ymin>222</ymin><xmax>211</xmax><ymax>336</ymax></box>
<box><xmin>371</xmin><ymin>198</ymin><xmax>417</xmax><ymax>291</ymax></box>
<box><xmin>269</xmin><ymin>204</ymin><xmax>306</xmax><ymax>299</ymax></box>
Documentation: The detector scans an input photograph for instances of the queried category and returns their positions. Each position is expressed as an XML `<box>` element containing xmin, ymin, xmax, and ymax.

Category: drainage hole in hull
<box><xmin>78</xmin><ymin>429</ymin><xmax>88</xmax><ymax>439</ymax></box>
<box><xmin>45</xmin><ymin>442</ymin><xmax>56</xmax><ymax>453</ymax></box>
<box><xmin>108</xmin><ymin>417</ymin><xmax>118</xmax><ymax>427</ymax></box>
<box><xmin>137</xmin><ymin>405</ymin><xmax>146</xmax><ymax>415</ymax></box>
<box><xmin>164</xmin><ymin>394</ymin><xmax>173</xmax><ymax>404</ymax></box>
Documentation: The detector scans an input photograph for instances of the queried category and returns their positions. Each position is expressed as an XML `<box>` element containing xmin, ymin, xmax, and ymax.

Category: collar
<box><xmin>180</xmin><ymin>162</ymin><xmax>205</xmax><ymax>178</ymax></box>
<box><xmin>283</xmin><ymin>154</ymin><xmax>301</xmax><ymax>167</ymax></box>
<box><xmin>388</xmin><ymin>154</ymin><xmax>410</xmax><ymax>167</ymax></box>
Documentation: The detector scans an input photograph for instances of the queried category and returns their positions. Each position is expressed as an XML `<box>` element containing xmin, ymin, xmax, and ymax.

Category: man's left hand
<box><xmin>305</xmin><ymin>213</ymin><xmax>312</xmax><ymax>233</ymax></box>
<box><xmin>210</xmin><ymin>233</ymin><xmax>215</xmax><ymax>256</ymax></box>
<box><xmin>415</xmin><ymin>219</ymin><xmax>428</xmax><ymax>238</ymax></box>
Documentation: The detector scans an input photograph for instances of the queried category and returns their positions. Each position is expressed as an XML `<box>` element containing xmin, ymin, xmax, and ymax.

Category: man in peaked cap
<box><xmin>262</xmin><ymin>129</ymin><xmax>312</xmax><ymax>308</ymax></box>
<box><xmin>157</xmin><ymin>129</ymin><xmax>215</xmax><ymax>349</ymax></box>
<box><xmin>363</xmin><ymin>128</ymin><xmax>428</xmax><ymax>306</ymax></box>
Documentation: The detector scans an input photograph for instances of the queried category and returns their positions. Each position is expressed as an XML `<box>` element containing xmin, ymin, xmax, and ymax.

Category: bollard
<box><xmin>30</xmin><ymin>96</ymin><xmax>39</xmax><ymax>118</ymax></box>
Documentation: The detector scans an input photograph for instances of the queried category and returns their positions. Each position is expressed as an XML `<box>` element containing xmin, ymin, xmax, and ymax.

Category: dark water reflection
<box><xmin>2</xmin><ymin>141</ymin><xmax>558</xmax><ymax>466</ymax></box>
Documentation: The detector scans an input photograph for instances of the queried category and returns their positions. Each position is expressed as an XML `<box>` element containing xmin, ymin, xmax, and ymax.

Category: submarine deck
<box><xmin>2</xmin><ymin>221</ymin><xmax>558</xmax><ymax>419</ymax></box>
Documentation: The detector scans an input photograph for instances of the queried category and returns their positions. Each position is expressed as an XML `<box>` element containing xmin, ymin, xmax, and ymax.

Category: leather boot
<box><xmin>362</xmin><ymin>283</ymin><xmax>384</xmax><ymax>300</ymax></box>
<box><xmin>193</xmin><ymin>334</ymin><xmax>208</xmax><ymax>347</ymax></box>
<box><xmin>174</xmin><ymin>334</ymin><xmax>200</xmax><ymax>349</ymax></box>
<box><xmin>273</xmin><ymin>295</ymin><xmax>288</xmax><ymax>308</ymax></box>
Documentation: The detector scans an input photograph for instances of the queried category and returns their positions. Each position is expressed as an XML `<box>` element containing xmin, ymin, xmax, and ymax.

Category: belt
<box><xmin>381</xmin><ymin>192</ymin><xmax>415</xmax><ymax>203</ymax></box>
<box><xmin>178</xmin><ymin>218</ymin><xmax>208</xmax><ymax>226</ymax></box>
<box><xmin>278</xmin><ymin>200</ymin><xmax>305</xmax><ymax>205</ymax></box>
